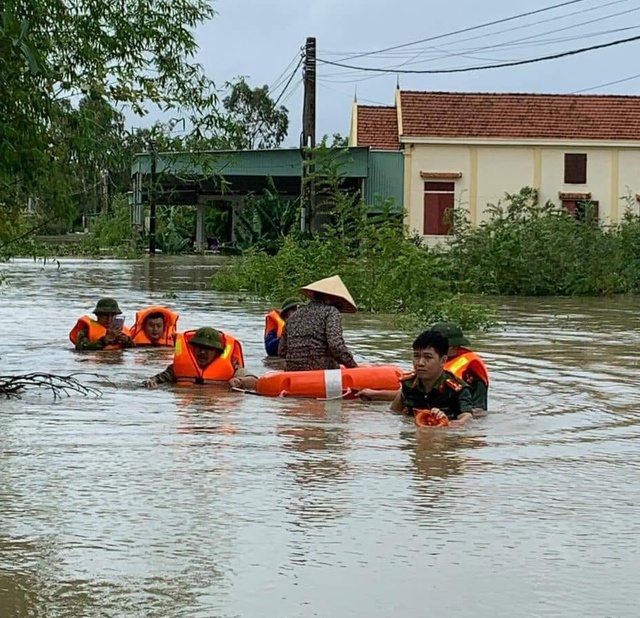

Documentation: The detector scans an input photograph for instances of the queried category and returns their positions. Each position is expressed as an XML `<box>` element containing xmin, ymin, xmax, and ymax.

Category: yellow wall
<box><xmin>406</xmin><ymin>142</ymin><xmax>640</xmax><ymax>239</ymax></box>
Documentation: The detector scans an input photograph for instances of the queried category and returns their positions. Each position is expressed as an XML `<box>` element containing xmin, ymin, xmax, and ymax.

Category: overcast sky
<box><xmin>162</xmin><ymin>0</ymin><xmax>640</xmax><ymax>146</ymax></box>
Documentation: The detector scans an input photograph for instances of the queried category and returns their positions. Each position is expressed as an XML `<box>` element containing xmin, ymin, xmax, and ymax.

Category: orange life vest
<box><xmin>69</xmin><ymin>316</ymin><xmax>131</xmax><ymax>351</ymax></box>
<box><xmin>445</xmin><ymin>350</ymin><xmax>489</xmax><ymax>386</ymax></box>
<box><xmin>130</xmin><ymin>306</ymin><xmax>179</xmax><ymax>346</ymax></box>
<box><xmin>264</xmin><ymin>310</ymin><xmax>285</xmax><ymax>339</ymax></box>
<box><xmin>172</xmin><ymin>330</ymin><xmax>245</xmax><ymax>384</ymax></box>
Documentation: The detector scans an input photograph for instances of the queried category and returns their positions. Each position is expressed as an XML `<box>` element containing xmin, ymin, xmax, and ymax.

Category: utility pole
<box><xmin>148</xmin><ymin>140</ymin><xmax>157</xmax><ymax>255</ymax></box>
<box><xmin>301</xmin><ymin>36</ymin><xmax>316</xmax><ymax>233</ymax></box>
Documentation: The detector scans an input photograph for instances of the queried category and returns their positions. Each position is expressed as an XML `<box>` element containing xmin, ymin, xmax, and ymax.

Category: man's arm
<box><xmin>143</xmin><ymin>364</ymin><xmax>176</xmax><ymax>388</ymax></box>
<box><xmin>326</xmin><ymin>309</ymin><xmax>357</xmax><ymax>368</ymax></box>
<box><xmin>75</xmin><ymin>328</ymin><xmax>106</xmax><ymax>351</ymax></box>
<box><xmin>390</xmin><ymin>390</ymin><xmax>405</xmax><ymax>413</ymax></box>
<box><xmin>229</xmin><ymin>365</ymin><xmax>258</xmax><ymax>390</ymax></box>
<box><xmin>449</xmin><ymin>385</ymin><xmax>474</xmax><ymax>426</ymax></box>
<box><xmin>356</xmin><ymin>388</ymin><xmax>399</xmax><ymax>401</ymax></box>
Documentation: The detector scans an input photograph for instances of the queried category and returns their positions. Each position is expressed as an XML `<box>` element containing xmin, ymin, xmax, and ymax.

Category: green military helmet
<box><xmin>93</xmin><ymin>297</ymin><xmax>122</xmax><ymax>315</ymax></box>
<box><xmin>190</xmin><ymin>327</ymin><xmax>224</xmax><ymax>350</ymax></box>
<box><xmin>281</xmin><ymin>297</ymin><xmax>302</xmax><ymax>313</ymax></box>
<box><xmin>429</xmin><ymin>321</ymin><xmax>470</xmax><ymax>347</ymax></box>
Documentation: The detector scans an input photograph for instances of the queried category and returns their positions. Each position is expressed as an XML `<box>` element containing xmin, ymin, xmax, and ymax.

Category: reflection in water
<box><xmin>1</xmin><ymin>258</ymin><xmax>640</xmax><ymax>618</ymax></box>
<box><xmin>278</xmin><ymin>401</ymin><xmax>351</xmax><ymax>527</ymax></box>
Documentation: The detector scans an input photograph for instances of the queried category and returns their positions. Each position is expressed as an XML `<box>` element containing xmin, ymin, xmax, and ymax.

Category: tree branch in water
<box><xmin>0</xmin><ymin>372</ymin><xmax>105</xmax><ymax>400</ymax></box>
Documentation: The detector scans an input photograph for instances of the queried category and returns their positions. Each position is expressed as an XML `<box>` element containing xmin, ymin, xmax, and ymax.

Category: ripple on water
<box><xmin>1</xmin><ymin>260</ymin><xmax>639</xmax><ymax>617</ymax></box>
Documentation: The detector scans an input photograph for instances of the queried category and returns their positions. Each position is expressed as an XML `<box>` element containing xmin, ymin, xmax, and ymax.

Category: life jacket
<box><xmin>130</xmin><ymin>306</ymin><xmax>179</xmax><ymax>346</ymax></box>
<box><xmin>264</xmin><ymin>310</ymin><xmax>285</xmax><ymax>339</ymax></box>
<box><xmin>69</xmin><ymin>316</ymin><xmax>131</xmax><ymax>350</ymax></box>
<box><xmin>445</xmin><ymin>350</ymin><xmax>489</xmax><ymax>387</ymax></box>
<box><xmin>172</xmin><ymin>330</ymin><xmax>245</xmax><ymax>384</ymax></box>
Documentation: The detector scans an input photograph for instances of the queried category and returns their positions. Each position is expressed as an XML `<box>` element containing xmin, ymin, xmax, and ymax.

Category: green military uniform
<box><xmin>429</xmin><ymin>321</ymin><xmax>489</xmax><ymax>411</ymax></box>
<box><xmin>463</xmin><ymin>372</ymin><xmax>488</xmax><ymax>410</ymax></box>
<box><xmin>400</xmin><ymin>369</ymin><xmax>473</xmax><ymax>420</ymax></box>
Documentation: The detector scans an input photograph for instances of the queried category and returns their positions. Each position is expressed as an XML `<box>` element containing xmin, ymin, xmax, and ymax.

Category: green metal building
<box><xmin>131</xmin><ymin>147</ymin><xmax>403</xmax><ymax>249</ymax></box>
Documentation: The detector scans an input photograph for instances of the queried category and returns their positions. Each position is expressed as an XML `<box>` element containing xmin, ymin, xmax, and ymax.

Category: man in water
<box><xmin>390</xmin><ymin>330</ymin><xmax>474</xmax><ymax>427</ymax></box>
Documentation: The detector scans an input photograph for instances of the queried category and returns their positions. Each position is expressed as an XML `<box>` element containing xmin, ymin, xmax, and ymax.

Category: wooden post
<box><xmin>148</xmin><ymin>141</ymin><xmax>157</xmax><ymax>255</ymax></box>
<box><xmin>301</xmin><ymin>36</ymin><xmax>316</xmax><ymax>233</ymax></box>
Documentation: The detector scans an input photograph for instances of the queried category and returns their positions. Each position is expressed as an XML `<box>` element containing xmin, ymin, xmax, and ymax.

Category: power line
<box><xmin>319</xmin><ymin>25</ymin><xmax>640</xmax><ymax>82</ymax></box>
<box><xmin>272</xmin><ymin>57</ymin><xmax>303</xmax><ymax>107</ymax></box>
<box><xmin>322</xmin><ymin>0</ymin><xmax>631</xmax><ymax>60</ymax></box>
<box><xmin>269</xmin><ymin>50</ymin><xmax>303</xmax><ymax>94</ymax></box>
<box><xmin>319</xmin><ymin>6</ymin><xmax>640</xmax><ymax>80</ymax></box>
<box><xmin>317</xmin><ymin>33</ymin><xmax>640</xmax><ymax>74</ymax></box>
<box><xmin>573</xmin><ymin>71</ymin><xmax>640</xmax><ymax>92</ymax></box>
<box><xmin>394</xmin><ymin>4</ymin><xmax>640</xmax><ymax>68</ymax></box>
<box><xmin>322</xmin><ymin>0</ymin><xmax>595</xmax><ymax>61</ymax></box>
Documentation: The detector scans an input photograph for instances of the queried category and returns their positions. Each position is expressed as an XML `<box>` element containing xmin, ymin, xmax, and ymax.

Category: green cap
<box><xmin>281</xmin><ymin>297</ymin><xmax>302</xmax><ymax>313</ymax></box>
<box><xmin>429</xmin><ymin>322</ymin><xmax>470</xmax><ymax>347</ymax></box>
<box><xmin>190</xmin><ymin>327</ymin><xmax>224</xmax><ymax>350</ymax></box>
<box><xmin>93</xmin><ymin>297</ymin><xmax>122</xmax><ymax>315</ymax></box>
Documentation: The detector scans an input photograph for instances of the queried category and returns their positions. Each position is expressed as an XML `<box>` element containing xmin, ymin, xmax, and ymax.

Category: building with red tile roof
<box><xmin>350</xmin><ymin>89</ymin><xmax>640</xmax><ymax>239</ymax></box>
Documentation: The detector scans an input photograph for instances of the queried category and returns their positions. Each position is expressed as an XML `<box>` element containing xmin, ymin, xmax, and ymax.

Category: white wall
<box><xmin>405</xmin><ymin>141</ymin><xmax>640</xmax><ymax>237</ymax></box>
<box><xmin>475</xmin><ymin>147</ymin><xmax>535</xmax><ymax>222</ymax></box>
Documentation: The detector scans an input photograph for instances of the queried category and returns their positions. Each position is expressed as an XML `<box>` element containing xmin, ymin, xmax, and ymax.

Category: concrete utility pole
<box><xmin>148</xmin><ymin>141</ymin><xmax>157</xmax><ymax>255</ymax></box>
<box><xmin>301</xmin><ymin>36</ymin><xmax>316</xmax><ymax>233</ymax></box>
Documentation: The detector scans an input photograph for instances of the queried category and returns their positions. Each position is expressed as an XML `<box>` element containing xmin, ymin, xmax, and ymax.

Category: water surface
<box><xmin>1</xmin><ymin>256</ymin><xmax>639</xmax><ymax>618</ymax></box>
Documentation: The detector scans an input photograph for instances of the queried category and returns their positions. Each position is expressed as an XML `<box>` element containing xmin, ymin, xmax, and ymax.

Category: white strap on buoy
<box><xmin>323</xmin><ymin>369</ymin><xmax>343</xmax><ymax>399</ymax></box>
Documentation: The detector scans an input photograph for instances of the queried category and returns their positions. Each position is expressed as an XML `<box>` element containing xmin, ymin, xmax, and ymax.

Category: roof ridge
<box><xmin>399</xmin><ymin>90</ymin><xmax>640</xmax><ymax>100</ymax></box>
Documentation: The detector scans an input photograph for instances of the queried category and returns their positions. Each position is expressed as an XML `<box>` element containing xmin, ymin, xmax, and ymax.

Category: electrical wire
<box><xmin>319</xmin><ymin>25</ymin><xmax>640</xmax><ymax>82</ymax></box>
<box><xmin>318</xmin><ymin>5</ymin><xmax>640</xmax><ymax>81</ymax></box>
<box><xmin>316</xmin><ymin>33</ymin><xmax>640</xmax><ymax>74</ymax></box>
<box><xmin>321</xmin><ymin>0</ymin><xmax>631</xmax><ymax>60</ymax></box>
<box><xmin>268</xmin><ymin>50</ymin><xmax>304</xmax><ymax>95</ymax></box>
<box><xmin>573</xmin><ymin>71</ymin><xmax>640</xmax><ymax>92</ymax></box>
<box><xmin>319</xmin><ymin>0</ymin><xmax>596</xmax><ymax>61</ymax></box>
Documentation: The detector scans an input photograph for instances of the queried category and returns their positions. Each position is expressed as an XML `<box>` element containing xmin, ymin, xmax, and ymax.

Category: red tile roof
<box><xmin>399</xmin><ymin>91</ymin><xmax>640</xmax><ymax>141</ymax></box>
<box><xmin>356</xmin><ymin>105</ymin><xmax>400</xmax><ymax>150</ymax></box>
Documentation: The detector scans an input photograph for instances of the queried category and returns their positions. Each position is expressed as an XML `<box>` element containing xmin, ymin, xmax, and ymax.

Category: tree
<box><xmin>0</xmin><ymin>0</ymin><xmax>219</xmax><ymax>248</ymax></box>
<box><xmin>221</xmin><ymin>78</ymin><xmax>289</xmax><ymax>150</ymax></box>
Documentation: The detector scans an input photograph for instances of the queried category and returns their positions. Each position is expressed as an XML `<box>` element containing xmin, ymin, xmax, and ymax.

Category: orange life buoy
<box><xmin>255</xmin><ymin>365</ymin><xmax>403</xmax><ymax>399</ymax></box>
<box><xmin>130</xmin><ymin>305</ymin><xmax>179</xmax><ymax>346</ymax></box>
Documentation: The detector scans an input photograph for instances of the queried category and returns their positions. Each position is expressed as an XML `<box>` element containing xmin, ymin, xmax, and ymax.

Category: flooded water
<box><xmin>1</xmin><ymin>256</ymin><xmax>639</xmax><ymax>618</ymax></box>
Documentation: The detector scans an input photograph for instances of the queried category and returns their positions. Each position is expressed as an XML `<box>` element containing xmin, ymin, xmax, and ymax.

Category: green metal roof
<box><xmin>131</xmin><ymin>147</ymin><xmax>371</xmax><ymax>178</ymax></box>
<box><xmin>131</xmin><ymin>146</ymin><xmax>405</xmax><ymax>214</ymax></box>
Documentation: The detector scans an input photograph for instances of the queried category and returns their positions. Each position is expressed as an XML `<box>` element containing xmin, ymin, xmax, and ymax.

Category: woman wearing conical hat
<box><xmin>279</xmin><ymin>275</ymin><xmax>358</xmax><ymax>372</ymax></box>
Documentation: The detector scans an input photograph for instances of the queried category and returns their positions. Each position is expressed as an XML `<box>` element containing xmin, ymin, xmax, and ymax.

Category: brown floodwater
<box><xmin>1</xmin><ymin>256</ymin><xmax>639</xmax><ymax>618</ymax></box>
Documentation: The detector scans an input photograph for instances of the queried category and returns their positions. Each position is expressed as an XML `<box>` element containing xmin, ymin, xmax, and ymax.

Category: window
<box><xmin>564</xmin><ymin>153</ymin><xmax>587</xmax><ymax>184</ymax></box>
<box><xmin>562</xmin><ymin>199</ymin><xmax>599</xmax><ymax>222</ymax></box>
<box><xmin>423</xmin><ymin>181</ymin><xmax>454</xmax><ymax>235</ymax></box>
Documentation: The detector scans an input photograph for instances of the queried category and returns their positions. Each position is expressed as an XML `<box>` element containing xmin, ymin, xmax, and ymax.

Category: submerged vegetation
<box><xmin>211</xmin><ymin>179</ymin><xmax>640</xmax><ymax>330</ymax></box>
<box><xmin>448</xmin><ymin>187</ymin><xmax>640</xmax><ymax>296</ymax></box>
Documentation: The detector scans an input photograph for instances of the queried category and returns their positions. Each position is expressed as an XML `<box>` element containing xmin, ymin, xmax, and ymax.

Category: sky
<box><xmin>152</xmin><ymin>0</ymin><xmax>640</xmax><ymax>146</ymax></box>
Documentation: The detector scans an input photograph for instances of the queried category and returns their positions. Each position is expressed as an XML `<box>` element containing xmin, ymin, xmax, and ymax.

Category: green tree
<box><xmin>221</xmin><ymin>78</ymin><xmax>289</xmax><ymax>150</ymax></box>
<box><xmin>0</xmin><ymin>0</ymin><xmax>218</xmax><ymax>250</ymax></box>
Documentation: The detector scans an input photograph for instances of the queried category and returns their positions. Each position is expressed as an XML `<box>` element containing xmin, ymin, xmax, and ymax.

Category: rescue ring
<box><xmin>255</xmin><ymin>365</ymin><xmax>403</xmax><ymax>399</ymax></box>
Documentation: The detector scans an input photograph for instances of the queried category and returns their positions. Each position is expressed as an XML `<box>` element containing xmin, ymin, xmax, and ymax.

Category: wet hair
<box><xmin>412</xmin><ymin>331</ymin><xmax>449</xmax><ymax>357</ymax></box>
<box><xmin>145</xmin><ymin>312</ymin><xmax>164</xmax><ymax>322</ymax></box>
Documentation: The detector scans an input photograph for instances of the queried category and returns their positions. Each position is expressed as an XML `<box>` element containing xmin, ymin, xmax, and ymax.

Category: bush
<box><xmin>448</xmin><ymin>187</ymin><xmax>640</xmax><ymax>296</ymax></box>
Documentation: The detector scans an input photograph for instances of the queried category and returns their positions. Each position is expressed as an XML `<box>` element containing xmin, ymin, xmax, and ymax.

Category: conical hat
<box><xmin>300</xmin><ymin>275</ymin><xmax>357</xmax><ymax>313</ymax></box>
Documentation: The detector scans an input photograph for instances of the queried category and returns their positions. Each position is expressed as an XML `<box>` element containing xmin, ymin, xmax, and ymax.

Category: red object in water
<box><xmin>414</xmin><ymin>409</ymin><xmax>450</xmax><ymax>427</ymax></box>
